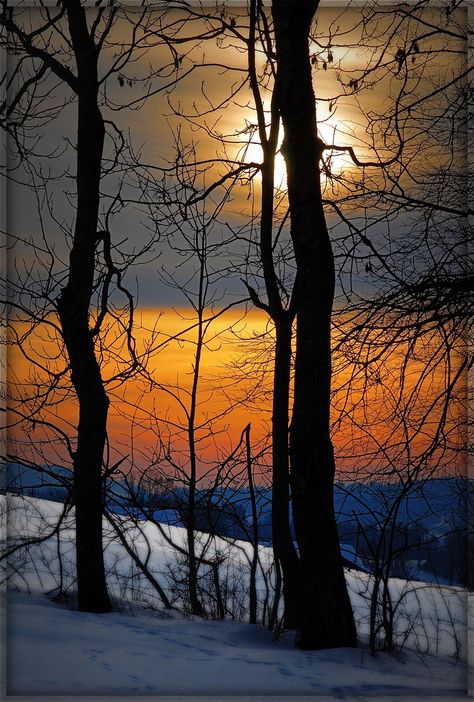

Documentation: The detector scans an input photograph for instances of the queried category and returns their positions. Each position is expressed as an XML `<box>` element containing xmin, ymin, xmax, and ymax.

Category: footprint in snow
<box><xmin>88</xmin><ymin>649</ymin><xmax>104</xmax><ymax>662</ymax></box>
<box><xmin>127</xmin><ymin>673</ymin><xmax>142</xmax><ymax>684</ymax></box>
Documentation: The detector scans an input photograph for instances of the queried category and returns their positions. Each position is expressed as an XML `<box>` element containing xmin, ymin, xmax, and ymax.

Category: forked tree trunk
<box><xmin>272</xmin><ymin>0</ymin><xmax>356</xmax><ymax>649</ymax></box>
<box><xmin>257</xmin><ymin>73</ymin><xmax>300</xmax><ymax>627</ymax></box>
<box><xmin>57</xmin><ymin>0</ymin><xmax>111</xmax><ymax>613</ymax></box>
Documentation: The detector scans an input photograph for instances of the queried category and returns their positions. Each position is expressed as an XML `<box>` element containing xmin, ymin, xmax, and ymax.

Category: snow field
<box><xmin>2</xmin><ymin>494</ymin><xmax>470</xmax><ymax>696</ymax></box>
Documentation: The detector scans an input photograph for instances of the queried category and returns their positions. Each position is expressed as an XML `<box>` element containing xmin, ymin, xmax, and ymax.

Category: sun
<box><xmin>237</xmin><ymin>138</ymin><xmax>287</xmax><ymax>188</ymax></box>
<box><xmin>238</xmin><ymin>119</ymin><xmax>352</xmax><ymax>190</ymax></box>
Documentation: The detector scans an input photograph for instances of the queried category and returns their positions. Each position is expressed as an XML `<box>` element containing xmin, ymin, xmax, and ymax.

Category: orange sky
<box><xmin>6</xmin><ymin>6</ymin><xmax>467</xmax><ymax>485</ymax></box>
<box><xmin>7</xmin><ymin>305</ymin><xmax>466</xmax><ymax>483</ymax></box>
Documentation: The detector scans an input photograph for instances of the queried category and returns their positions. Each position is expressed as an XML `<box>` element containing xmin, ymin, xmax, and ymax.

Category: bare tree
<box><xmin>322</xmin><ymin>0</ymin><xmax>470</xmax><ymax>653</ymax></box>
<box><xmin>2</xmin><ymin>0</ymin><xmax>121</xmax><ymax>612</ymax></box>
<box><xmin>1</xmin><ymin>1</ymin><xmax>195</xmax><ymax>612</ymax></box>
<box><xmin>244</xmin><ymin>0</ymin><xmax>300</xmax><ymax>629</ymax></box>
<box><xmin>271</xmin><ymin>0</ymin><xmax>357</xmax><ymax>649</ymax></box>
<box><xmin>109</xmin><ymin>137</ymin><xmax>258</xmax><ymax>616</ymax></box>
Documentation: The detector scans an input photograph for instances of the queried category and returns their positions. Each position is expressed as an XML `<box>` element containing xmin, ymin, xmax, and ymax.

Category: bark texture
<box><xmin>272</xmin><ymin>0</ymin><xmax>357</xmax><ymax>649</ymax></box>
<box><xmin>57</xmin><ymin>0</ymin><xmax>111</xmax><ymax>613</ymax></box>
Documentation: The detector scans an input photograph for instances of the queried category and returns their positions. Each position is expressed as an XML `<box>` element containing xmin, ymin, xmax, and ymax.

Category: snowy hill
<box><xmin>6</xmin><ymin>463</ymin><xmax>469</xmax><ymax>585</ymax></box>
<box><xmin>2</xmin><ymin>494</ymin><xmax>469</xmax><ymax>696</ymax></box>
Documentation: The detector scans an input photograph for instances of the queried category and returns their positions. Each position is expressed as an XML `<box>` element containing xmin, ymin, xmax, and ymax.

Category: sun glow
<box><xmin>239</xmin><ymin>138</ymin><xmax>287</xmax><ymax>188</ymax></box>
<box><xmin>9</xmin><ymin>304</ymin><xmax>463</xmax><ymax>479</ymax></box>
<box><xmin>238</xmin><ymin>117</ymin><xmax>354</xmax><ymax>192</ymax></box>
<box><xmin>317</xmin><ymin>120</ymin><xmax>355</xmax><ymax>178</ymax></box>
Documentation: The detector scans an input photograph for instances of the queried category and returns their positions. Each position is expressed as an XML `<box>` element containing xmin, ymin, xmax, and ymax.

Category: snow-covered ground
<box><xmin>6</xmin><ymin>589</ymin><xmax>468</xmax><ymax>697</ymax></box>
<box><xmin>2</xmin><ymin>494</ymin><xmax>470</xmax><ymax>697</ymax></box>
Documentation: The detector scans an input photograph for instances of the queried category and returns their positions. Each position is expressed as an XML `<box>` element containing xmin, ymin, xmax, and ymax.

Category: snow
<box><xmin>2</xmin><ymin>494</ymin><xmax>471</xmax><ymax>697</ymax></box>
<box><xmin>6</xmin><ymin>591</ymin><xmax>467</xmax><ymax>697</ymax></box>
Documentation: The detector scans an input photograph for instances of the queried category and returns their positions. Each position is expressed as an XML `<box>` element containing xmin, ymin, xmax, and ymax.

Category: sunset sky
<box><xmin>6</xmin><ymin>5</ymin><xmax>467</xmax><ymax>483</ymax></box>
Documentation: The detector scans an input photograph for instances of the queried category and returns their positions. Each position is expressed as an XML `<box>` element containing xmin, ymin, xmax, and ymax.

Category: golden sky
<box><xmin>6</xmin><ymin>5</ymin><xmax>467</xmax><ymax>483</ymax></box>
<box><xmin>8</xmin><ymin>304</ymin><xmax>466</xmax><ymax>482</ymax></box>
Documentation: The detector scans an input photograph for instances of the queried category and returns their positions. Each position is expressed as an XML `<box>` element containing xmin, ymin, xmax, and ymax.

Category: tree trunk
<box><xmin>272</xmin><ymin>317</ymin><xmax>300</xmax><ymax>629</ymax></box>
<box><xmin>57</xmin><ymin>1</ymin><xmax>111</xmax><ymax>613</ymax></box>
<box><xmin>185</xmin><ymin>479</ymin><xmax>204</xmax><ymax>616</ymax></box>
<box><xmin>247</xmin><ymin>0</ymin><xmax>300</xmax><ymax>627</ymax></box>
<box><xmin>258</xmin><ymin>93</ymin><xmax>300</xmax><ymax>630</ymax></box>
<box><xmin>272</xmin><ymin>0</ymin><xmax>356</xmax><ymax>649</ymax></box>
<box><xmin>245</xmin><ymin>424</ymin><xmax>259</xmax><ymax>625</ymax></box>
<box><xmin>186</xmin><ymin>273</ymin><xmax>205</xmax><ymax>617</ymax></box>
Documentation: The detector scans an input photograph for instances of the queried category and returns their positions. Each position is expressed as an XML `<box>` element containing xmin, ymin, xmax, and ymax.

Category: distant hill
<box><xmin>4</xmin><ymin>463</ymin><xmax>72</xmax><ymax>502</ymax></box>
<box><xmin>4</xmin><ymin>462</ymin><xmax>470</xmax><ymax>585</ymax></box>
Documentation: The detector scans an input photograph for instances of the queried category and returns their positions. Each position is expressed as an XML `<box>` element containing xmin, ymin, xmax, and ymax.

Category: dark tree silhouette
<box><xmin>2</xmin><ymin>0</ymin><xmax>114</xmax><ymax>612</ymax></box>
<box><xmin>244</xmin><ymin>0</ymin><xmax>300</xmax><ymax>629</ymax></box>
<box><xmin>272</xmin><ymin>0</ymin><xmax>357</xmax><ymax>649</ymax></box>
<box><xmin>1</xmin><ymin>0</ymin><xmax>195</xmax><ymax>613</ymax></box>
<box><xmin>56</xmin><ymin>0</ymin><xmax>111</xmax><ymax>614</ymax></box>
